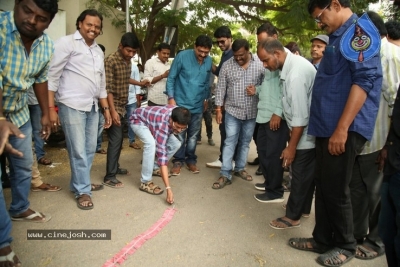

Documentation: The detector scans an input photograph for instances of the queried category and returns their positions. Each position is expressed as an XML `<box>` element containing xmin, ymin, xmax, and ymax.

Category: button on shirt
<box><xmin>0</xmin><ymin>11</ymin><xmax>54</xmax><ymax>127</ymax></box>
<box><xmin>130</xmin><ymin>105</ymin><xmax>175</xmax><ymax>166</ymax></box>
<box><xmin>166</xmin><ymin>49</ymin><xmax>212</xmax><ymax>114</ymax></box>
<box><xmin>215</xmin><ymin>55</ymin><xmax>264</xmax><ymax>120</ymax></box>
<box><xmin>280</xmin><ymin>52</ymin><xmax>316</xmax><ymax>149</ymax></box>
<box><xmin>48</xmin><ymin>31</ymin><xmax>106</xmax><ymax>111</ymax></box>
<box><xmin>143</xmin><ymin>57</ymin><xmax>170</xmax><ymax>105</ymax></box>
<box><xmin>105</xmin><ymin>50</ymin><xmax>132</xmax><ymax>116</ymax></box>
<box><xmin>308</xmin><ymin>14</ymin><xmax>383</xmax><ymax>141</ymax></box>
<box><xmin>128</xmin><ymin>64</ymin><xmax>141</xmax><ymax>105</ymax></box>
<box><xmin>256</xmin><ymin>69</ymin><xmax>282</xmax><ymax>123</ymax></box>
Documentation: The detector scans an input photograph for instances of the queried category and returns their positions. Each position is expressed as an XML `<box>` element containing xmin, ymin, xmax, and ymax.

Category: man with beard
<box><xmin>212</xmin><ymin>39</ymin><xmax>264</xmax><ymax>189</ymax></box>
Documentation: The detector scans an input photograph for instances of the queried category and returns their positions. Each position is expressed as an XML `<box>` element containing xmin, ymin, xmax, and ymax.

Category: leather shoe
<box><xmin>248</xmin><ymin>157</ymin><xmax>259</xmax><ymax>165</ymax></box>
<box><xmin>255</xmin><ymin>166</ymin><xmax>263</xmax><ymax>175</ymax></box>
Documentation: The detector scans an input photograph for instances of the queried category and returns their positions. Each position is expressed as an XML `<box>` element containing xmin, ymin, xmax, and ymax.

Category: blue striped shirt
<box><xmin>0</xmin><ymin>11</ymin><xmax>54</xmax><ymax>127</ymax></box>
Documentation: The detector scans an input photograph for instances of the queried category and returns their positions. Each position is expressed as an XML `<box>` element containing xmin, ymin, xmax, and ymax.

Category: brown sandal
<box><xmin>77</xmin><ymin>194</ymin><xmax>93</xmax><ymax>210</ymax></box>
<box><xmin>233</xmin><ymin>170</ymin><xmax>253</xmax><ymax>181</ymax></box>
<box><xmin>31</xmin><ymin>183</ymin><xmax>61</xmax><ymax>192</ymax></box>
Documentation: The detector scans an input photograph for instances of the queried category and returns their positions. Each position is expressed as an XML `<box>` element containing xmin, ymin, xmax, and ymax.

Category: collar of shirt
<box><xmin>73</xmin><ymin>30</ymin><xmax>98</xmax><ymax>48</ymax></box>
<box><xmin>280</xmin><ymin>52</ymin><xmax>293</xmax><ymax>81</ymax></box>
<box><xmin>331</xmin><ymin>13</ymin><xmax>358</xmax><ymax>38</ymax></box>
<box><xmin>155</xmin><ymin>57</ymin><xmax>169</xmax><ymax>66</ymax></box>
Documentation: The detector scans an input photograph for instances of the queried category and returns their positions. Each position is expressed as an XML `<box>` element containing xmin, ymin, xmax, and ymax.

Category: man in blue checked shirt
<box><xmin>0</xmin><ymin>0</ymin><xmax>58</xmax><ymax>223</ymax></box>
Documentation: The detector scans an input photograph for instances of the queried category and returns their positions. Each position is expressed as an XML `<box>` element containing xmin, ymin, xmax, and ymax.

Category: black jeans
<box><xmin>351</xmin><ymin>151</ymin><xmax>384</xmax><ymax>250</ymax></box>
<box><xmin>286</xmin><ymin>148</ymin><xmax>316</xmax><ymax>220</ymax></box>
<box><xmin>312</xmin><ymin>132</ymin><xmax>366</xmax><ymax>253</ymax></box>
<box><xmin>104</xmin><ymin>114</ymin><xmax>124</xmax><ymax>181</ymax></box>
<box><xmin>256</xmin><ymin>121</ymin><xmax>289</xmax><ymax>198</ymax></box>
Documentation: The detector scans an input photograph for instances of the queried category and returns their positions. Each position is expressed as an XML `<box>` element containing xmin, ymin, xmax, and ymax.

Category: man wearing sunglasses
<box><xmin>288</xmin><ymin>0</ymin><xmax>382</xmax><ymax>266</ymax></box>
<box><xmin>130</xmin><ymin>106</ymin><xmax>190</xmax><ymax>204</ymax></box>
<box><xmin>207</xmin><ymin>26</ymin><xmax>235</xmax><ymax>169</ymax></box>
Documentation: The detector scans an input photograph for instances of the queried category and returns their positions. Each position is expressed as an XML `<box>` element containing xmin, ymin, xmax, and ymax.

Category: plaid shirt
<box><xmin>130</xmin><ymin>105</ymin><xmax>175</xmax><ymax>166</ymax></box>
<box><xmin>0</xmin><ymin>11</ymin><xmax>53</xmax><ymax>127</ymax></box>
<box><xmin>215</xmin><ymin>54</ymin><xmax>264</xmax><ymax>120</ymax></box>
<box><xmin>105</xmin><ymin>50</ymin><xmax>131</xmax><ymax>116</ymax></box>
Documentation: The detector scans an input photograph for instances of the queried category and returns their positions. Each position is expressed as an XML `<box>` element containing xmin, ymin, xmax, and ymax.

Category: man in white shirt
<box><xmin>48</xmin><ymin>9</ymin><xmax>112</xmax><ymax>210</ymax></box>
<box><xmin>143</xmin><ymin>43</ymin><xmax>171</xmax><ymax>106</ymax></box>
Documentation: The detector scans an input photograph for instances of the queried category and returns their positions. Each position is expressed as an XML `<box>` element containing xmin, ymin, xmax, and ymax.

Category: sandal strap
<box><xmin>0</xmin><ymin>251</ymin><xmax>16</xmax><ymax>263</ymax></box>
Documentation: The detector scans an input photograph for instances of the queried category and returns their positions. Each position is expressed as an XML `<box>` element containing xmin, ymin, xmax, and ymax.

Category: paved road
<box><xmin>4</xmin><ymin>123</ymin><xmax>387</xmax><ymax>267</ymax></box>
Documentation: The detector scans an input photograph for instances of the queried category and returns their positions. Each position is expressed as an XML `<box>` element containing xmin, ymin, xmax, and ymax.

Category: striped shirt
<box><xmin>0</xmin><ymin>11</ymin><xmax>54</xmax><ymax>127</ymax></box>
<box><xmin>215</xmin><ymin>54</ymin><xmax>264</xmax><ymax>120</ymax></box>
<box><xmin>130</xmin><ymin>105</ymin><xmax>176</xmax><ymax>166</ymax></box>
<box><xmin>105</xmin><ymin>50</ymin><xmax>131</xmax><ymax>116</ymax></box>
<box><xmin>361</xmin><ymin>38</ymin><xmax>400</xmax><ymax>154</ymax></box>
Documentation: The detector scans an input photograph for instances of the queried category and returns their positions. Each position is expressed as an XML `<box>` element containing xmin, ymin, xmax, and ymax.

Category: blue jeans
<box><xmin>7</xmin><ymin>121</ymin><xmax>33</xmax><ymax>216</ymax></box>
<box><xmin>96</xmin><ymin>111</ymin><xmax>105</xmax><ymax>151</ymax></box>
<box><xmin>221</xmin><ymin>112</ymin><xmax>256</xmax><ymax>179</ymax></box>
<box><xmin>28</xmin><ymin>104</ymin><xmax>45</xmax><ymax>161</ymax></box>
<box><xmin>173</xmin><ymin>112</ymin><xmax>202</xmax><ymax>165</ymax></box>
<box><xmin>58</xmin><ymin>103</ymin><xmax>98</xmax><ymax>197</ymax></box>
<box><xmin>0</xmin><ymin>167</ymin><xmax>12</xmax><ymax>249</ymax></box>
<box><xmin>379</xmin><ymin>172</ymin><xmax>400</xmax><ymax>267</ymax></box>
<box><xmin>126</xmin><ymin>102</ymin><xmax>137</xmax><ymax>144</ymax></box>
<box><xmin>131</xmin><ymin>124</ymin><xmax>181</xmax><ymax>183</ymax></box>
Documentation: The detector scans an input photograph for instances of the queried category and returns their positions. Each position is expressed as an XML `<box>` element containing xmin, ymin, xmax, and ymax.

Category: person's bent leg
<box><xmin>132</xmin><ymin>125</ymin><xmax>155</xmax><ymax>183</ymax></box>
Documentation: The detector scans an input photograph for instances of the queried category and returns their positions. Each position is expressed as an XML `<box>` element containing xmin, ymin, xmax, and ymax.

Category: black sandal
<box><xmin>316</xmin><ymin>248</ymin><xmax>355</xmax><ymax>267</ymax></box>
<box><xmin>102</xmin><ymin>178</ymin><xmax>124</xmax><ymax>189</ymax></box>
<box><xmin>288</xmin><ymin>237</ymin><xmax>330</xmax><ymax>254</ymax></box>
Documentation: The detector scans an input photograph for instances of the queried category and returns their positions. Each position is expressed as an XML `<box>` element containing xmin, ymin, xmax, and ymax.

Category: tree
<box><xmin>87</xmin><ymin>0</ymin><xmax>380</xmax><ymax>64</ymax></box>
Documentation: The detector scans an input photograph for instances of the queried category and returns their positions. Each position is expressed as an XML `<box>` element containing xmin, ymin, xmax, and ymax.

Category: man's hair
<box><xmin>258</xmin><ymin>39</ymin><xmax>285</xmax><ymax>54</ymax></box>
<box><xmin>256</xmin><ymin>21</ymin><xmax>277</xmax><ymax>36</ymax></box>
<box><xmin>308</xmin><ymin>0</ymin><xmax>350</xmax><ymax>15</ymax></box>
<box><xmin>232</xmin><ymin>39</ymin><xmax>249</xmax><ymax>52</ymax></box>
<box><xmin>195</xmin><ymin>35</ymin><xmax>213</xmax><ymax>49</ymax></box>
<box><xmin>75</xmin><ymin>9</ymin><xmax>103</xmax><ymax>30</ymax></box>
<box><xmin>98</xmin><ymin>44</ymin><xmax>105</xmax><ymax>52</ymax></box>
<box><xmin>120</xmin><ymin>32</ymin><xmax>140</xmax><ymax>49</ymax></box>
<box><xmin>385</xmin><ymin>20</ymin><xmax>400</xmax><ymax>40</ymax></box>
<box><xmin>157</xmin><ymin>42</ymin><xmax>171</xmax><ymax>51</ymax></box>
<box><xmin>171</xmin><ymin>107</ymin><xmax>191</xmax><ymax>125</ymax></box>
<box><xmin>285</xmin><ymin>42</ymin><xmax>302</xmax><ymax>55</ymax></box>
<box><xmin>366</xmin><ymin>11</ymin><xmax>387</xmax><ymax>36</ymax></box>
<box><xmin>214</xmin><ymin>26</ymin><xmax>232</xmax><ymax>38</ymax></box>
<box><xmin>18</xmin><ymin>0</ymin><xmax>58</xmax><ymax>19</ymax></box>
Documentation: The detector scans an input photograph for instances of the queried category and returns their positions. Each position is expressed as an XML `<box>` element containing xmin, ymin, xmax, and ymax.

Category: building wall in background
<box><xmin>0</xmin><ymin>0</ymin><xmax>124</xmax><ymax>57</ymax></box>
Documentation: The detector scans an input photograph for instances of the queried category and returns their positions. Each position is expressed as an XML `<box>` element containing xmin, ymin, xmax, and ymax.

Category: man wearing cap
<box><xmin>310</xmin><ymin>34</ymin><xmax>328</xmax><ymax>69</ymax></box>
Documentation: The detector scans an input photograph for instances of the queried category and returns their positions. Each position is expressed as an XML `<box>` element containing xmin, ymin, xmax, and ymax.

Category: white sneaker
<box><xmin>206</xmin><ymin>159</ymin><xmax>222</xmax><ymax>168</ymax></box>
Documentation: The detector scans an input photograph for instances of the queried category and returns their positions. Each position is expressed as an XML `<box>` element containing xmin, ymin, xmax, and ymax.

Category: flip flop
<box><xmin>102</xmin><ymin>178</ymin><xmax>124</xmax><ymax>189</ymax></box>
<box><xmin>11</xmin><ymin>211</ymin><xmax>52</xmax><ymax>223</ymax></box>
<box><xmin>269</xmin><ymin>217</ymin><xmax>300</xmax><ymax>230</ymax></box>
<box><xmin>0</xmin><ymin>251</ymin><xmax>21</xmax><ymax>267</ymax></box>
<box><xmin>31</xmin><ymin>183</ymin><xmax>62</xmax><ymax>192</ymax></box>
